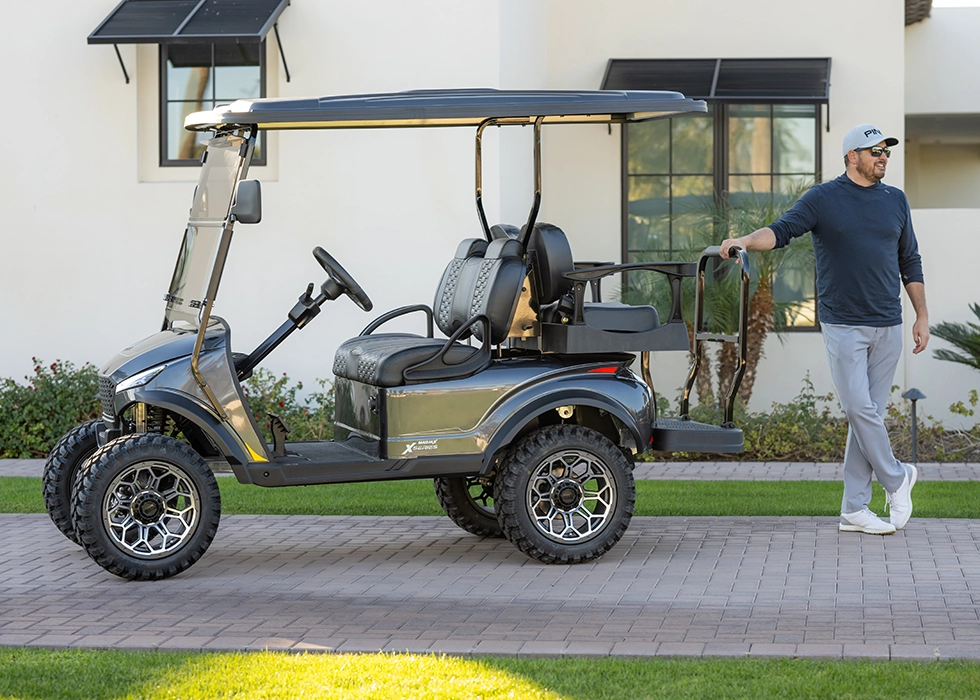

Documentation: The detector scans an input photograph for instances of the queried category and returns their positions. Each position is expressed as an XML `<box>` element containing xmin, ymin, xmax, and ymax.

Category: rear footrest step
<box><xmin>651</xmin><ymin>417</ymin><xmax>744</xmax><ymax>454</ymax></box>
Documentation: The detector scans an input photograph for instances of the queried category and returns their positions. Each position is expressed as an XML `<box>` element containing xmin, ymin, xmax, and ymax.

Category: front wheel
<box><xmin>434</xmin><ymin>475</ymin><xmax>503</xmax><ymax>538</ymax></box>
<box><xmin>495</xmin><ymin>425</ymin><xmax>635</xmax><ymax>565</ymax></box>
<box><xmin>72</xmin><ymin>434</ymin><xmax>221</xmax><ymax>580</ymax></box>
<box><xmin>42</xmin><ymin>420</ymin><xmax>102</xmax><ymax>545</ymax></box>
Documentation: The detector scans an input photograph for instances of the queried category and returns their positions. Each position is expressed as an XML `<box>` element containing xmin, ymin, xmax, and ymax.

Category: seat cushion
<box><xmin>333</xmin><ymin>334</ymin><xmax>485</xmax><ymax>387</ymax></box>
<box><xmin>582</xmin><ymin>302</ymin><xmax>660</xmax><ymax>333</ymax></box>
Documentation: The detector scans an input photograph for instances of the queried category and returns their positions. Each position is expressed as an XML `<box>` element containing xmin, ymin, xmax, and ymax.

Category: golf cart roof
<box><xmin>184</xmin><ymin>88</ymin><xmax>706</xmax><ymax>131</ymax></box>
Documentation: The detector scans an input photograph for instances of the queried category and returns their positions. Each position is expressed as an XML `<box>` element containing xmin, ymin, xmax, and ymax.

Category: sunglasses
<box><xmin>857</xmin><ymin>146</ymin><xmax>891</xmax><ymax>158</ymax></box>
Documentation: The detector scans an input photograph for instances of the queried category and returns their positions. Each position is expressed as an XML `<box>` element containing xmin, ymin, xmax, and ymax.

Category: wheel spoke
<box><xmin>526</xmin><ymin>447</ymin><xmax>619</xmax><ymax>544</ymax></box>
<box><xmin>102</xmin><ymin>460</ymin><xmax>200</xmax><ymax>560</ymax></box>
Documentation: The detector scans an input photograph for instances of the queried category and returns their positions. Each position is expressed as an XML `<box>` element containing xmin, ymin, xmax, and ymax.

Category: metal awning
<box><xmin>182</xmin><ymin>88</ymin><xmax>708</xmax><ymax>131</ymax></box>
<box><xmin>88</xmin><ymin>0</ymin><xmax>289</xmax><ymax>45</ymax></box>
<box><xmin>600</xmin><ymin>58</ymin><xmax>831</xmax><ymax>103</ymax></box>
<box><xmin>88</xmin><ymin>0</ymin><xmax>291</xmax><ymax>84</ymax></box>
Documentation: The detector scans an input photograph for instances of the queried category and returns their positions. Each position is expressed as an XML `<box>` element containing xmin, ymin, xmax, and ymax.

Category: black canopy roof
<box><xmin>183</xmin><ymin>88</ymin><xmax>708</xmax><ymax>131</ymax></box>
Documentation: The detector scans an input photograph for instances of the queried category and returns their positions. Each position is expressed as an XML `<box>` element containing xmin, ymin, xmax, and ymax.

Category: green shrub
<box><xmin>0</xmin><ymin>359</ymin><xmax>101</xmax><ymax>458</ymax></box>
<box><xmin>2</xmin><ymin>358</ymin><xmax>977</xmax><ymax>463</ymax></box>
<box><xmin>241</xmin><ymin>368</ymin><xmax>335</xmax><ymax>442</ymax></box>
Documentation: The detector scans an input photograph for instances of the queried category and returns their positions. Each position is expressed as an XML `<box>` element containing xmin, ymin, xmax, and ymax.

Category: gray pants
<box><xmin>822</xmin><ymin>323</ymin><xmax>905</xmax><ymax>514</ymax></box>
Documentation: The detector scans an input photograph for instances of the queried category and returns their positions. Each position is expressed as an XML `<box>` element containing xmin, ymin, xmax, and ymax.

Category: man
<box><xmin>719</xmin><ymin>123</ymin><xmax>929</xmax><ymax>535</ymax></box>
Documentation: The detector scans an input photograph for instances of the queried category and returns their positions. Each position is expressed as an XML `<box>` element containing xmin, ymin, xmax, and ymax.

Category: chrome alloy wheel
<box><xmin>102</xmin><ymin>461</ymin><xmax>200</xmax><ymax>559</ymax></box>
<box><xmin>526</xmin><ymin>448</ymin><xmax>616</xmax><ymax>543</ymax></box>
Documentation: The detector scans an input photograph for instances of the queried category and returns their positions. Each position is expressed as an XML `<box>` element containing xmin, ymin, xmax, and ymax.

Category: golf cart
<box><xmin>43</xmin><ymin>89</ymin><xmax>750</xmax><ymax>580</ymax></box>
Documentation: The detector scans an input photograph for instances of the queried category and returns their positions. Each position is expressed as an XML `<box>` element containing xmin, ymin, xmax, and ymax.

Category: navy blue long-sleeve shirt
<box><xmin>768</xmin><ymin>174</ymin><xmax>924</xmax><ymax>327</ymax></box>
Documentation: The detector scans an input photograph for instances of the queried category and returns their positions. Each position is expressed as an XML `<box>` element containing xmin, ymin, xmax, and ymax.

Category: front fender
<box><xmin>481</xmin><ymin>371</ymin><xmax>652</xmax><ymax>472</ymax></box>
<box><xmin>115</xmin><ymin>388</ymin><xmax>261</xmax><ymax>483</ymax></box>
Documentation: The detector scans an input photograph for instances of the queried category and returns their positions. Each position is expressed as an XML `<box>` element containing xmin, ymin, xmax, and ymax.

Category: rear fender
<box><xmin>481</xmin><ymin>372</ymin><xmax>652</xmax><ymax>473</ymax></box>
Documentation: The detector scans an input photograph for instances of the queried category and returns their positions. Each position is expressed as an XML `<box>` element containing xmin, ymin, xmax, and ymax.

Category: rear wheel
<box><xmin>72</xmin><ymin>434</ymin><xmax>221</xmax><ymax>580</ymax></box>
<box><xmin>495</xmin><ymin>425</ymin><xmax>634</xmax><ymax>564</ymax></box>
<box><xmin>42</xmin><ymin>420</ymin><xmax>101</xmax><ymax>545</ymax></box>
<box><xmin>434</xmin><ymin>475</ymin><xmax>503</xmax><ymax>538</ymax></box>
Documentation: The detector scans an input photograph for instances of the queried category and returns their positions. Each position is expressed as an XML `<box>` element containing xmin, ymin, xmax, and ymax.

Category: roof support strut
<box><xmin>474</xmin><ymin>116</ymin><xmax>544</xmax><ymax>243</ymax></box>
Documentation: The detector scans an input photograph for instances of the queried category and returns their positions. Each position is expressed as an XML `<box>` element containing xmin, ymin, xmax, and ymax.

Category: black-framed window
<box><xmin>160</xmin><ymin>41</ymin><xmax>266</xmax><ymax>167</ymax></box>
<box><xmin>624</xmin><ymin>102</ymin><xmax>821</xmax><ymax>329</ymax></box>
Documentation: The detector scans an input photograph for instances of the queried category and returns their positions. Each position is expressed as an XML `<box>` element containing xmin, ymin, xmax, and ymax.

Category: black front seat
<box><xmin>332</xmin><ymin>237</ymin><xmax>526</xmax><ymax>387</ymax></box>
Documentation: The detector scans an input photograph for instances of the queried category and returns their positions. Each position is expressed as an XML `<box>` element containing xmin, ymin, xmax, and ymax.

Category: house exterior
<box><xmin>1</xmin><ymin>0</ymin><xmax>977</xmax><ymax>427</ymax></box>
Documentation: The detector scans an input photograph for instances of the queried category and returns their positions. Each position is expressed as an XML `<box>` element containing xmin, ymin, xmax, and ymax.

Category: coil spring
<box><xmin>146</xmin><ymin>405</ymin><xmax>170</xmax><ymax>434</ymax></box>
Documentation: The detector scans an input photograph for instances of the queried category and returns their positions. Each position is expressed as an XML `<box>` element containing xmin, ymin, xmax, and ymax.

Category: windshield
<box><xmin>164</xmin><ymin>132</ymin><xmax>250</xmax><ymax>330</ymax></box>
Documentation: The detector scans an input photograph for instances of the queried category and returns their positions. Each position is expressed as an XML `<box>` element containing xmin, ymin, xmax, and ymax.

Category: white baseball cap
<box><xmin>842</xmin><ymin>123</ymin><xmax>898</xmax><ymax>156</ymax></box>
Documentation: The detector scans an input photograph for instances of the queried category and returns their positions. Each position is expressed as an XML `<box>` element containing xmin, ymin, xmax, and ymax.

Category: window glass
<box><xmin>729</xmin><ymin>104</ymin><xmax>771</xmax><ymax>174</ymax></box>
<box><xmin>215</xmin><ymin>65</ymin><xmax>261</xmax><ymax>101</ymax></box>
<box><xmin>671</xmin><ymin>175</ymin><xmax>713</xmax><ymax>252</ymax></box>
<box><xmin>627</xmin><ymin>119</ymin><xmax>669</xmax><ymax>174</ymax></box>
<box><xmin>627</xmin><ymin>176</ymin><xmax>670</xmax><ymax>252</ymax></box>
<box><xmin>625</xmin><ymin>103</ymin><xmax>819</xmax><ymax>329</ymax></box>
<box><xmin>773</xmin><ymin>104</ymin><xmax>816</xmax><ymax>174</ymax></box>
<box><xmin>168</xmin><ymin>101</ymin><xmax>215</xmax><ymax>162</ymax></box>
<box><xmin>161</xmin><ymin>42</ymin><xmax>264</xmax><ymax>167</ymax></box>
<box><xmin>671</xmin><ymin>115</ymin><xmax>713</xmax><ymax>174</ymax></box>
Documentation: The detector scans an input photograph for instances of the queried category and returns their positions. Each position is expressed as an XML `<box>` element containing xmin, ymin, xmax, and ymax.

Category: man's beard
<box><xmin>857</xmin><ymin>158</ymin><xmax>885</xmax><ymax>183</ymax></box>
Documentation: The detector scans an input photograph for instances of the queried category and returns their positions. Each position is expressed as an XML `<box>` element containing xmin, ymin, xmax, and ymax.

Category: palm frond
<box><xmin>932</xmin><ymin>304</ymin><xmax>980</xmax><ymax>371</ymax></box>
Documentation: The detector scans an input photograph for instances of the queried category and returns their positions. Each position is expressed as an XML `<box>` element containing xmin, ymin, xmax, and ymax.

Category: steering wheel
<box><xmin>312</xmin><ymin>247</ymin><xmax>373</xmax><ymax>312</ymax></box>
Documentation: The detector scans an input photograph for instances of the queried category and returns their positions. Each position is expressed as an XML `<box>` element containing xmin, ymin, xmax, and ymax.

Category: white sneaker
<box><xmin>840</xmin><ymin>508</ymin><xmax>897</xmax><ymax>535</ymax></box>
<box><xmin>886</xmin><ymin>462</ymin><xmax>918</xmax><ymax>530</ymax></box>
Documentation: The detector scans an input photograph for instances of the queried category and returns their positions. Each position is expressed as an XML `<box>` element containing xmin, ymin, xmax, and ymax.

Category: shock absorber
<box><xmin>136</xmin><ymin>404</ymin><xmax>170</xmax><ymax>434</ymax></box>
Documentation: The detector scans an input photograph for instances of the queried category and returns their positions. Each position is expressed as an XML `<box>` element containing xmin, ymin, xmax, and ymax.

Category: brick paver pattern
<box><xmin>3</xmin><ymin>459</ymin><xmax>979</xmax><ymax>660</ymax></box>
<box><xmin>3</xmin><ymin>513</ymin><xmax>980</xmax><ymax>660</ymax></box>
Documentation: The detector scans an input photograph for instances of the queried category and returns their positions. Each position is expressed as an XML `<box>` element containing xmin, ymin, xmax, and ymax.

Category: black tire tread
<box><xmin>494</xmin><ymin>424</ymin><xmax>635</xmax><ymax>565</ymax></box>
<box><xmin>42</xmin><ymin>420</ymin><xmax>102</xmax><ymax>545</ymax></box>
<box><xmin>72</xmin><ymin>434</ymin><xmax>221</xmax><ymax>581</ymax></box>
<box><xmin>434</xmin><ymin>476</ymin><xmax>503</xmax><ymax>538</ymax></box>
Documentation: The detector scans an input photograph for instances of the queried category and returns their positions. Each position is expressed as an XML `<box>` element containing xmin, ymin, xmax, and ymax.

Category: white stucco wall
<box><xmin>906</xmin><ymin>7</ymin><xmax>980</xmax><ymax>116</ymax></box>
<box><xmin>5</xmin><ymin>0</ymin><xmax>973</xmax><ymax>429</ymax></box>
<box><xmin>904</xmin><ymin>208</ymin><xmax>980</xmax><ymax>429</ymax></box>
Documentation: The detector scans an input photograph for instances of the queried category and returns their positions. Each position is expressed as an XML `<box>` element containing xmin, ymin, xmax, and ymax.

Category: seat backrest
<box><xmin>468</xmin><ymin>237</ymin><xmax>526</xmax><ymax>344</ymax></box>
<box><xmin>433</xmin><ymin>238</ymin><xmax>488</xmax><ymax>341</ymax></box>
<box><xmin>432</xmin><ymin>236</ymin><xmax>525</xmax><ymax>345</ymax></box>
<box><xmin>526</xmin><ymin>222</ymin><xmax>575</xmax><ymax>308</ymax></box>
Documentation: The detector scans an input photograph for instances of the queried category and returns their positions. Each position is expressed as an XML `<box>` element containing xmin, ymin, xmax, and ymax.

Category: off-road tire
<box><xmin>72</xmin><ymin>434</ymin><xmax>221</xmax><ymax>580</ymax></box>
<box><xmin>42</xmin><ymin>420</ymin><xmax>102</xmax><ymax>545</ymax></box>
<box><xmin>495</xmin><ymin>425</ymin><xmax>634</xmax><ymax>564</ymax></box>
<box><xmin>434</xmin><ymin>475</ymin><xmax>503</xmax><ymax>538</ymax></box>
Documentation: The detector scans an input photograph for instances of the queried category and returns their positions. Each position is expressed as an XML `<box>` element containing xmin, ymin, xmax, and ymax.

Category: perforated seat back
<box><xmin>431</xmin><ymin>237</ymin><xmax>526</xmax><ymax>345</ymax></box>
<box><xmin>433</xmin><ymin>238</ymin><xmax>488</xmax><ymax>340</ymax></box>
<box><xmin>468</xmin><ymin>238</ymin><xmax>526</xmax><ymax>344</ymax></box>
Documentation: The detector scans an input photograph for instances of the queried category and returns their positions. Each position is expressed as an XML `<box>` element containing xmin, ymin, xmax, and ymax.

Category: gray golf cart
<box><xmin>43</xmin><ymin>89</ymin><xmax>750</xmax><ymax>580</ymax></box>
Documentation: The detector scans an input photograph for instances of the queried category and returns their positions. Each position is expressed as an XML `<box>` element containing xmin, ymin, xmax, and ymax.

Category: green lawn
<box><xmin>1</xmin><ymin>648</ymin><xmax>978</xmax><ymax>700</ymax></box>
<box><xmin>3</xmin><ymin>476</ymin><xmax>978</xmax><ymax>519</ymax></box>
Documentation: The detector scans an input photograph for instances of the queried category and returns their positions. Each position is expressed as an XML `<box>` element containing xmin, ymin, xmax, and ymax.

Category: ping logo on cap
<box><xmin>864</xmin><ymin>128</ymin><xmax>882</xmax><ymax>138</ymax></box>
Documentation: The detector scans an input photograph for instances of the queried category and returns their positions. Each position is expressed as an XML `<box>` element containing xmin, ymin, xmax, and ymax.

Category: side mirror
<box><xmin>231</xmin><ymin>180</ymin><xmax>262</xmax><ymax>224</ymax></box>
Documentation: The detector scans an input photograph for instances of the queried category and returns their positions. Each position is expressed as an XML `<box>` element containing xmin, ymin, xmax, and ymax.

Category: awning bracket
<box><xmin>274</xmin><ymin>23</ymin><xmax>291</xmax><ymax>83</ymax></box>
<box><xmin>113</xmin><ymin>44</ymin><xmax>130</xmax><ymax>84</ymax></box>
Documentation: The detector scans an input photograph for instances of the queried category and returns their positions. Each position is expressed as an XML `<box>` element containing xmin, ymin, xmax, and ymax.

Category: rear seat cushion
<box><xmin>583</xmin><ymin>302</ymin><xmax>659</xmax><ymax>332</ymax></box>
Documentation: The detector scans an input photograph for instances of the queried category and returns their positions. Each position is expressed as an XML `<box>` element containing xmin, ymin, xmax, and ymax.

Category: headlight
<box><xmin>116</xmin><ymin>365</ymin><xmax>167</xmax><ymax>392</ymax></box>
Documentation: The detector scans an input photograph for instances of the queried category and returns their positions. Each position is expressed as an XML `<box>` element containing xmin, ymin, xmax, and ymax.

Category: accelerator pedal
<box><xmin>268</xmin><ymin>413</ymin><xmax>290</xmax><ymax>457</ymax></box>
